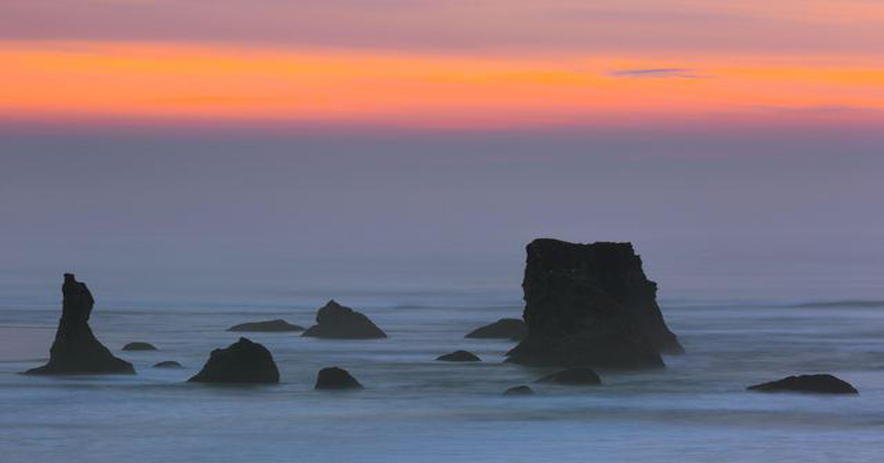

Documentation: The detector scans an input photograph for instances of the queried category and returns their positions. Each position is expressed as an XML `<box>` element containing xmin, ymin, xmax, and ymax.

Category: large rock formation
<box><xmin>506</xmin><ymin>239</ymin><xmax>683</xmax><ymax>369</ymax></box>
<box><xmin>227</xmin><ymin>319</ymin><xmax>304</xmax><ymax>332</ymax></box>
<box><xmin>25</xmin><ymin>274</ymin><xmax>134</xmax><ymax>375</ymax></box>
<box><xmin>465</xmin><ymin>318</ymin><xmax>526</xmax><ymax>340</ymax></box>
<box><xmin>302</xmin><ymin>300</ymin><xmax>387</xmax><ymax>339</ymax></box>
<box><xmin>315</xmin><ymin>367</ymin><xmax>363</xmax><ymax>389</ymax></box>
<box><xmin>188</xmin><ymin>337</ymin><xmax>279</xmax><ymax>384</ymax></box>
<box><xmin>747</xmin><ymin>374</ymin><xmax>858</xmax><ymax>394</ymax></box>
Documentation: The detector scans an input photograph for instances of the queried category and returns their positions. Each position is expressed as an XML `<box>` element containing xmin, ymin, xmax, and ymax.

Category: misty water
<box><xmin>2</xmin><ymin>260</ymin><xmax>883</xmax><ymax>463</ymax></box>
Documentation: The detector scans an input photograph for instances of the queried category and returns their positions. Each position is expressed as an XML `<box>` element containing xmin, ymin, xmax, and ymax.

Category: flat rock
<box><xmin>465</xmin><ymin>318</ymin><xmax>526</xmax><ymax>339</ymax></box>
<box><xmin>436</xmin><ymin>350</ymin><xmax>481</xmax><ymax>362</ymax></box>
<box><xmin>153</xmin><ymin>361</ymin><xmax>183</xmax><ymax>368</ymax></box>
<box><xmin>315</xmin><ymin>367</ymin><xmax>363</xmax><ymax>389</ymax></box>
<box><xmin>227</xmin><ymin>319</ymin><xmax>304</xmax><ymax>332</ymax></box>
<box><xmin>188</xmin><ymin>337</ymin><xmax>279</xmax><ymax>384</ymax></box>
<box><xmin>507</xmin><ymin>239</ymin><xmax>682</xmax><ymax>369</ymax></box>
<box><xmin>747</xmin><ymin>374</ymin><xmax>858</xmax><ymax>394</ymax></box>
<box><xmin>302</xmin><ymin>300</ymin><xmax>387</xmax><ymax>339</ymax></box>
<box><xmin>122</xmin><ymin>342</ymin><xmax>157</xmax><ymax>351</ymax></box>
<box><xmin>536</xmin><ymin>368</ymin><xmax>602</xmax><ymax>386</ymax></box>
<box><xmin>24</xmin><ymin>274</ymin><xmax>134</xmax><ymax>375</ymax></box>
<box><xmin>504</xmin><ymin>385</ymin><xmax>534</xmax><ymax>395</ymax></box>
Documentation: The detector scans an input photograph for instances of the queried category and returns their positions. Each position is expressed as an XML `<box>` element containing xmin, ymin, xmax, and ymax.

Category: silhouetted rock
<box><xmin>504</xmin><ymin>385</ymin><xmax>534</xmax><ymax>395</ymax></box>
<box><xmin>188</xmin><ymin>337</ymin><xmax>279</xmax><ymax>384</ymax></box>
<box><xmin>436</xmin><ymin>350</ymin><xmax>481</xmax><ymax>362</ymax></box>
<box><xmin>747</xmin><ymin>374</ymin><xmax>858</xmax><ymax>394</ymax></box>
<box><xmin>302</xmin><ymin>300</ymin><xmax>387</xmax><ymax>339</ymax></box>
<box><xmin>465</xmin><ymin>318</ymin><xmax>526</xmax><ymax>339</ymax></box>
<box><xmin>507</xmin><ymin>239</ymin><xmax>682</xmax><ymax>369</ymax></box>
<box><xmin>24</xmin><ymin>274</ymin><xmax>134</xmax><ymax>375</ymax></box>
<box><xmin>315</xmin><ymin>367</ymin><xmax>363</xmax><ymax>389</ymax></box>
<box><xmin>153</xmin><ymin>361</ymin><xmax>183</xmax><ymax>368</ymax></box>
<box><xmin>227</xmin><ymin>319</ymin><xmax>304</xmax><ymax>332</ymax></box>
<box><xmin>122</xmin><ymin>342</ymin><xmax>157</xmax><ymax>351</ymax></box>
<box><xmin>536</xmin><ymin>368</ymin><xmax>602</xmax><ymax>386</ymax></box>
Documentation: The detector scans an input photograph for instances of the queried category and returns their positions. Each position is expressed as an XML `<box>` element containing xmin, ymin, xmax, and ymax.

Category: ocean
<box><xmin>1</xmin><ymin>258</ymin><xmax>883</xmax><ymax>463</ymax></box>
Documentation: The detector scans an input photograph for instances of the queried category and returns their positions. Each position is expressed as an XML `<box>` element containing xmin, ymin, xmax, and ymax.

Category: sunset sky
<box><xmin>2</xmin><ymin>0</ymin><xmax>883</xmax><ymax>130</ymax></box>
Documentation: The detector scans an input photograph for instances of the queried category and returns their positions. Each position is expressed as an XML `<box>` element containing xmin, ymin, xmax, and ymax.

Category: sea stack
<box><xmin>25</xmin><ymin>274</ymin><xmax>134</xmax><ymax>375</ymax></box>
<box><xmin>506</xmin><ymin>239</ymin><xmax>683</xmax><ymax>369</ymax></box>
<box><xmin>188</xmin><ymin>337</ymin><xmax>279</xmax><ymax>384</ymax></box>
<box><xmin>302</xmin><ymin>300</ymin><xmax>387</xmax><ymax>339</ymax></box>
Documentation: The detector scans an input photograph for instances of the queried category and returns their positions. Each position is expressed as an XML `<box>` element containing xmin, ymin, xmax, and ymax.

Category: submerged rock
<box><xmin>315</xmin><ymin>367</ymin><xmax>363</xmax><ymax>389</ymax></box>
<box><xmin>122</xmin><ymin>342</ymin><xmax>157</xmax><ymax>351</ymax></box>
<box><xmin>747</xmin><ymin>374</ymin><xmax>858</xmax><ymax>394</ymax></box>
<box><xmin>506</xmin><ymin>239</ymin><xmax>683</xmax><ymax>369</ymax></box>
<box><xmin>227</xmin><ymin>319</ymin><xmax>304</xmax><ymax>332</ymax></box>
<box><xmin>153</xmin><ymin>361</ymin><xmax>183</xmax><ymax>368</ymax></box>
<box><xmin>436</xmin><ymin>350</ymin><xmax>481</xmax><ymax>362</ymax></box>
<box><xmin>504</xmin><ymin>385</ymin><xmax>534</xmax><ymax>395</ymax></box>
<box><xmin>465</xmin><ymin>318</ymin><xmax>527</xmax><ymax>339</ymax></box>
<box><xmin>302</xmin><ymin>300</ymin><xmax>387</xmax><ymax>339</ymax></box>
<box><xmin>188</xmin><ymin>337</ymin><xmax>279</xmax><ymax>384</ymax></box>
<box><xmin>24</xmin><ymin>274</ymin><xmax>134</xmax><ymax>375</ymax></box>
<box><xmin>536</xmin><ymin>368</ymin><xmax>602</xmax><ymax>386</ymax></box>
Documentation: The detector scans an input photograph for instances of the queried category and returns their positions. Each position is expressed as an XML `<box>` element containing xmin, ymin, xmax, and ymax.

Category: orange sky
<box><xmin>3</xmin><ymin>41</ymin><xmax>882</xmax><ymax>130</ymax></box>
<box><xmin>2</xmin><ymin>1</ymin><xmax>883</xmax><ymax>130</ymax></box>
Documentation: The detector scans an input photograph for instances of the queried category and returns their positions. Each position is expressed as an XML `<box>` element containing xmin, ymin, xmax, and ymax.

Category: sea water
<box><xmin>1</xmin><ymin>264</ymin><xmax>883</xmax><ymax>463</ymax></box>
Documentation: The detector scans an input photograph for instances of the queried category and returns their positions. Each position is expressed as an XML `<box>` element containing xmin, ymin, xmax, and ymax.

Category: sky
<box><xmin>1</xmin><ymin>1</ymin><xmax>882</xmax><ymax>302</ymax></box>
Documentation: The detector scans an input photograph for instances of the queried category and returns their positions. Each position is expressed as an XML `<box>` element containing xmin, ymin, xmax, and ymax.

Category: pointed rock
<box><xmin>302</xmin><ymin>300</ymin><xmax>387</xmax><ymax>339</ymax></box>
<box><xmin>188</xmin><ymin>338</ymin><xmax>279</xmax><ymax>384</ymax></box>
<box><xmin>24</xmin><ymin>274</ymin><xmax>134</xmax><ymax>375</ymax></box>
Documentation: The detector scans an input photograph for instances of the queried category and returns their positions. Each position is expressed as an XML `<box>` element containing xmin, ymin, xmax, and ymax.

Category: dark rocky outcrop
<box><xmin>465</xmin><ymin>318</ymin><xmax>527</xmax><ymax>340</ymax></box>
<box><xmin>436</xmin><ymin>350</ymin><xmax>481</xmax><ymax>362</ymax></box>
<box><xmin>504</xmin><ymin>385</ymin><xmax>534</xmax><ymax>395</ymax></box>
<box><xmin>24</xmin><ymin>274</ymin><xmax>134</xmax><ymax>375</ymax></box>
<box><xmin>315</xmin><ymin>367</ymin><xmax>363</xmax><ymax>389</ymax></box>
<box><xmin>188</xmin><ymin>337</ymin><xmax>279</xmax><ymax>384</ymax></box>
<box><xmin>122</xmin><ymin>342</ymin><xmax>157</xmax><ymax>351</ymax></box>
<box><xmin>227</xmin><ymin>319</ymin><xmax>304</xmax><ymax>332</ymax></box>
<box><xmin>747</xmin><ymin>374</ymin><xmax>858</xmax><ymax>394</ymax></box>
<box><xmin>302</xmin><ymin>300</ymin><xmax>387</xmax><ymax>339</ymax></box>
<box><xmin>536</xmin><ymin>368</ymin><xmax>602</xmax><ymax>386</ymax></box>
<box><xmin>506</xmin><ymin>239</ymin><xmax>683</xmax><ymax>369</ymax></box>
<box><xmin>153</xmin><ymin>361</ymin><xmax>183</xmax><ymax>368</ymax></box>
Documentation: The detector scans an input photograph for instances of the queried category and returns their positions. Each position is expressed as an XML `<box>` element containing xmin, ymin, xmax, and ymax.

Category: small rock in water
<box><xmin>436</xmin><ymin>350</ymin><xmax>481</xmax><ymax>362</ymax></box>
<box><xmin>227</xmin><ymin>319</ymin><xmax>304</xmax><ymax>332</ymax></box>
<box><xmin>536</xmin><ymin>368</ymin><xmax>601</xmax><ymax>386</ymax></box>
<box><xmin>188</xmin><ymin>337</ymin><xmax>279</xmax><ymax>384</ymax></box>
<box><xmin>504</xmin><ymin>385</ymin><xmax>534</xmax><ymax>395</ymax></box>
<box><xmin>123</xmin><ymin>342</ymin><xmax>157</xmax><ymax>351</ymax></box>
<box><xmin>302</xmin><ymin>300</ymin><xmax>387</xmax><ymax>339</ymax></box>
<box><xmin>153</xmin><ymin>361</ymin><xmax>183</xmax><ymax>368</ymax></box>
<box><xmin>465</xmin><ymin>318</ymin><xmax>526</xmax><ymax>339</ymax></box>
<box><xmin>747</xmin><ymin>374</ymin><xmax>858</xmax><ymax>394</ymax></box>
<box><xmin>315</xmin><ymin>367</ymin><xmax>363</xmax><ymax>389</ymax></box>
